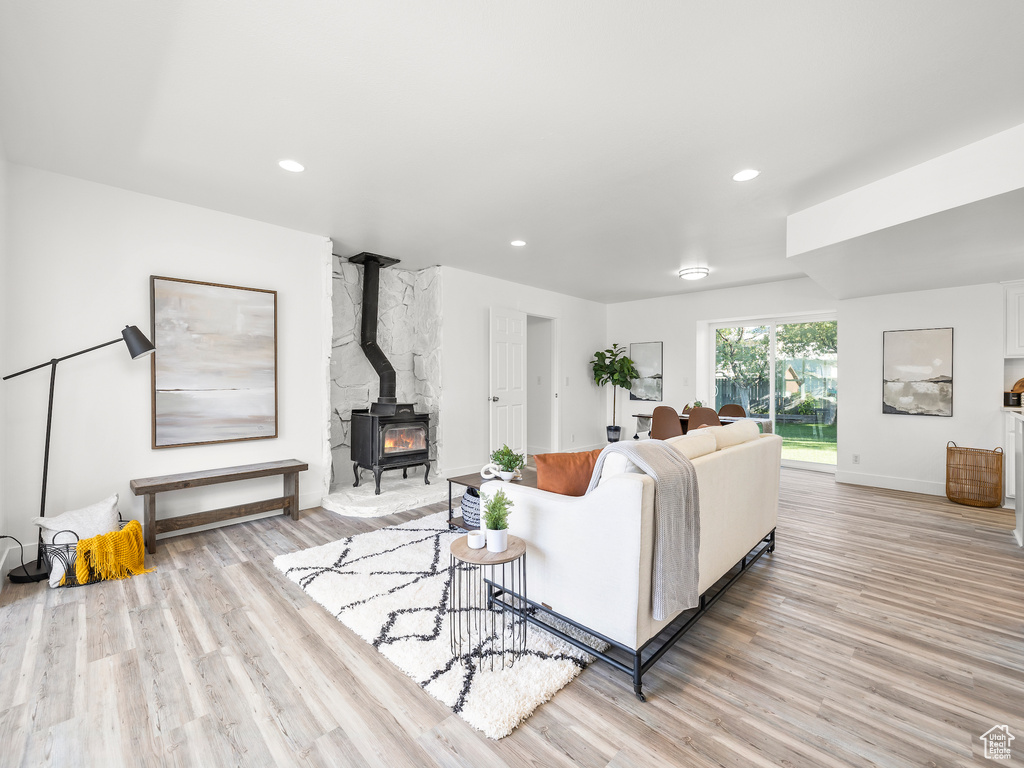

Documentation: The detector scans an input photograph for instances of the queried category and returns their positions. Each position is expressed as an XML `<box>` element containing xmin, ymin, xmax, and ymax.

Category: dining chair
<box><xmin>686</xmin><ymin>406</ymin><xmax>722</xmax><ymax>430</ymax></box>
<box><xmin>718</xmin><ymin>403</ymin><xmax>746</xmax><ymax>418</ymax></box>
<box><xmin>651</xmin><ymin>405</ymin><xmax>684</xmax><ymax>440</ymax></box>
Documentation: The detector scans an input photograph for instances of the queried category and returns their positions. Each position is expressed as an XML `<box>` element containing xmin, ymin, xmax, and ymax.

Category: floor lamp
<box><xmin>3</xmin><ymin>325</ymin><xmax>155</xmax><ymax>583</ymax></box>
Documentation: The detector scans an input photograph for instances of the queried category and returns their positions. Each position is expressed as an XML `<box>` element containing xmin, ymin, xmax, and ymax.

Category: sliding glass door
<box><xmin>774</xmin><ymin>321</ymin><xmax>838</xmax><ymax>465</ymax></box>
<box><xmin>714</xmin><ymin>317</ymin><xmax>837</xmax><ymax>468</ymax></box>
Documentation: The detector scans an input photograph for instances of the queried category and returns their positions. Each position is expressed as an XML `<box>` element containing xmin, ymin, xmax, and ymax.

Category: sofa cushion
<box><xmin>665</xmin><ymin>432</ymin><xmax>717</xmax><ymax>459</ymax></box>
<box><xmin>598</xmin><ymin>433</ymin><xmax>716</xmax><ymax>486</ymax></box>
<box><xmin>536</xmin><ymin>449</ymin><xmax>603</xmax><ymax>496</ymax></box>
<box><xmin>702</xmin><ymin>420</ymin><xmax>761</xmax><ymax>449</ymax></box>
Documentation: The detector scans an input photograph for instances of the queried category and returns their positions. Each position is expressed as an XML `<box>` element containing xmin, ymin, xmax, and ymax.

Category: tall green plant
<box><xmin>590</xmin><ymin>343</ymin><xmax>640</xmax><ymax>427</ymax></box>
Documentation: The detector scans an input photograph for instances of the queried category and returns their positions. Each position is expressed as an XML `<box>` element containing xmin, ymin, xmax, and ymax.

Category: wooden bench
<box><xmin>130</xmin><ymin>459</ymin><xmax>308</xmax><ymax>554</ymax></box>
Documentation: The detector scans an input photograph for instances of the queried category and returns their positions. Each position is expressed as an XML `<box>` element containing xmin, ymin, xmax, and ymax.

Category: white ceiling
<box><xmin>1</xmin><ymin>1</ymin><xmax>1023</xmax><ymax>303</ymax></box>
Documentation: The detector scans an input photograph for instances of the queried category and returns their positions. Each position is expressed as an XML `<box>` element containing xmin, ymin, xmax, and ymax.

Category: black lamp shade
<box><xmin>122</xmin><ymin>325</ymin><xmax>155</xmax><ymax>359</ymax></box>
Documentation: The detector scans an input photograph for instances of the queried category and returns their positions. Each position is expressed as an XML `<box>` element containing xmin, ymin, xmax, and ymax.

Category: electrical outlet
<box><xmin>571</xmin><ymin>433</ymin><xmax>576</xmax><ymax>443</ymax></box>
<box><xmin>852</xmin><ymin>454</ymin><xmax>860</xmax><ymax>465</ymax></box>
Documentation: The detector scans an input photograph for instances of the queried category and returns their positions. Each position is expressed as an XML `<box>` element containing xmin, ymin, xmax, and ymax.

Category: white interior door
<box><xmin>490</xmin><ymin>307</ymin><xmax>527</xmax><ymax>456</ymax></box>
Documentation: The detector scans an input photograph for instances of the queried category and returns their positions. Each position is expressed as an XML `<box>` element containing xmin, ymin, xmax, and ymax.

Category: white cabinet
<box><xmin>1007</xmin><ymin>412</ymin><xmax>1018</xmax><ymax>500</ymax></box>
<box><xmin>1005</xmin><ymin>283</ymin><xmax>1024</xmax><ymax>357</ymax></box>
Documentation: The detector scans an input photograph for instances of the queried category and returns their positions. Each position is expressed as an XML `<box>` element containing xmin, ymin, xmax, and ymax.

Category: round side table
<box><xmin>449</xmin><ymin>534</ymin><xmax>527</xmax><ymax>670</ymax></box>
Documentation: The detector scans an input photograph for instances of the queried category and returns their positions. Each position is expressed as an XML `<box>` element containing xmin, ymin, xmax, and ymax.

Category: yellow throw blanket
<box><xmin>68</xmin><ymin>520</ymin><xmax>155</xmax><ymax>586</ymax></box>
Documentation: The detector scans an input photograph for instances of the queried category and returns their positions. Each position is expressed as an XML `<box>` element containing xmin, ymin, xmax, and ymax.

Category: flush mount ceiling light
<box><xmin>278</xmin><ymin>159</ymin><xmax>305</xmax><ymax>173</ymax></box>
<box><xmin>732</xmin><ymin>168</ymin><xmax>760</xmax><ymax>182</ymax></box>
<box><xmin>510</xmin><ymin>240</ymin><xmax>527</xmax><ymax>247</ymax></box>
<box><xmin>678</xmin><ymin>267</ymin><xmax>710</xmax><ymax>281</ymax></box>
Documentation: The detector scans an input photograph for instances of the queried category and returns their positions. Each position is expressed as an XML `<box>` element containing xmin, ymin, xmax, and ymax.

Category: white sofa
<box><xmin>482</xmin><ymin>422</ymin><xmax>783</xmax><ymax>656</ymax></box>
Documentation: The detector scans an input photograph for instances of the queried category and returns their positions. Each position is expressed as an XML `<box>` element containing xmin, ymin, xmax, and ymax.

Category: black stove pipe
<box><xmin>348</xmin><ymin>252</ymin><xmax>400</xmax><ymax>404</ymax></box>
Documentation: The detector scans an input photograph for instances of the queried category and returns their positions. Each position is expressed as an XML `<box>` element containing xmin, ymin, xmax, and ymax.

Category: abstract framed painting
<box><xmin>629</xmin><ymin>341</ymin><xmax>663</xmax><ymax>401</ymax></box>
<box><xmin>881</xmin><ymin>327</ymin><xmax>953</xmax><ymax>417</ymax></box>
<box><xmin>151</xmin><ymin>276</ymin><xmax>278</xmax><ymax>448</ymax></box>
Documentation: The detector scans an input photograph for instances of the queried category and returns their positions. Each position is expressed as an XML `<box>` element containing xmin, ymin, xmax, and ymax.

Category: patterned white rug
<box><xmin>274</xmin><ymin>512</ymin><xmax>602</xmax><ymax>739</ymax></box>
<box><xmin>322</xmin><ymin>469</ymin><xmax>448</xmax><ymax>517</ymax></box>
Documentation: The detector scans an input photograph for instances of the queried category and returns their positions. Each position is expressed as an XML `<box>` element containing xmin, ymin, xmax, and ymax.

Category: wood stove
<box><xmin>351</xmin><ymin>407</ymin><xmax>431</xmax><ymax>494</ymax></box>
<box><xmin>347</xmin><ymin>252</ymin><xmax>432</xmax><ymax>495</ymax></box>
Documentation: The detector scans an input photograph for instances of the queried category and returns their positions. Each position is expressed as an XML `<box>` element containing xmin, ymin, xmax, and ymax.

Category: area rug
<box><xmin>322</xmin><ymin>471</ymin><xmax>448</xmax><ymax>517</ymax></box>
<box><xmin>273</xmin><ymin>512</ymin><xmax>602</xmax><ymax>738</ymax></box>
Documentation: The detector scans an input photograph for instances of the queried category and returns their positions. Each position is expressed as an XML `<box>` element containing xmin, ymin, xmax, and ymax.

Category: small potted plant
<box><xmin>482</xmin><ymin>488</ymin><xmax>513</xmax><ymax>553</ymax></box>
<box><xmin>489</xmin><ymin>444</ymin><xmax>525</xmax><ymax>481</ymax></box>
<box><xmin>590</xmin><ymin>343</ymin><xmax>640</xmax><ymax>442</ymax></box>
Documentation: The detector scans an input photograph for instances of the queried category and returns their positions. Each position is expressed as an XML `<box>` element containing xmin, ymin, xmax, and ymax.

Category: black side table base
<box><xmin>449</xmin><ymin>551</ymin><xmax>527</xmax><ymax>671</ymax></box>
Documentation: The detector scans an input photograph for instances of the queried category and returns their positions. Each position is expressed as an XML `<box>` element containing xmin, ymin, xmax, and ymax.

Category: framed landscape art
<box><xmin>151</xmin><ymin>276</ymin><xmax>278</xmax><ymax>448</ymax></box>
<box><xmin>882</xmin><ymin>327</ymin><xmax>953</xmax><ymax>417</ymax></box>
<box><xmin>629</xmin><ymin>341</ymin><xmax>664</xmax><ymax>401</ymax></box>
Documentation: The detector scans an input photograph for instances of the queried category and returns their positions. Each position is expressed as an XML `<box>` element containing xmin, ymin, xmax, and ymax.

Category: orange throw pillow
<box><xmin>535</xmin><ymin>449</ymin><xmax>603</xmax><ymax>497</ymax></box>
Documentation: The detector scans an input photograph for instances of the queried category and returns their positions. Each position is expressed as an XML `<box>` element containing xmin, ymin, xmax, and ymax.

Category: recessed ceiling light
<box><xmin>510</xmin><ymin>240</ymin><xmax>527</xmax><ymax>247</ymax></box>
<box><xmin>678</xmin><ymin>267</ymin><xmax>710</xmax><ymax>281</ymax></box>
<box><xmin>279</xmin><ymin>159</ymin><xmax>305</xmax><ymax>173</ymax></box>
<box><xmin>732</xmin><ymin>169</ymin><xmax>760</xmax><ymax>182</ymax></box>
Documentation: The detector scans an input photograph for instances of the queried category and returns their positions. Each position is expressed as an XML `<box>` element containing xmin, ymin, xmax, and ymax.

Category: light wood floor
<box><xmin>1</xmin><ymin>469</ymin><xmax>1022</xmax><ymax>767</ymax></box>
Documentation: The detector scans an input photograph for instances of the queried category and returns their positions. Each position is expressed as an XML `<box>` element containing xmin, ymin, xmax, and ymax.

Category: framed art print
<box><xmin>881</xmin><ymin>327</ymin><xmax>953</xmax><ymax>417</ymax></box>
<box><xmin>629</xmin><ymin>341</ymin><xmax>664</xmax><ymax>401</ymax></box>
<box><xmin>151</xmin><ymin>276</ymin><xmax>278</xmax><ymax>448</ymax></box>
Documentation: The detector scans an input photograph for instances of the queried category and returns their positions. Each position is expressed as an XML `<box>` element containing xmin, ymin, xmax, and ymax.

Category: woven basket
<box><xmin>945</xmin><ymin>442</ymin><xmax>1003</xmax><ymax>508</ymax></box>
<box><xmin>41</xmin><ymin>516</ymin><xmax>130</xmax><ymax>587</ymax></box>
<box><xmin>460</xmin><ymin>488</ymin><xmax>481</xmax><ymax>528</ymax></box>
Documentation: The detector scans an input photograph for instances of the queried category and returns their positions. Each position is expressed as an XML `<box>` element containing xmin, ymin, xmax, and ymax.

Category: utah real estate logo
<box><xmin>981</xmin><ymin>725</ymin><xmax>1014</xmax><ymax>761</ymax></box>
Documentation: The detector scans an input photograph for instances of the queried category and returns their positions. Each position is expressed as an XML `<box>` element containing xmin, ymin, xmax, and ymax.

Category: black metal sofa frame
<box><xmin>487</xmin><ymin>528</ymin><xmax>776</xmax><ymax>701</ymax></box>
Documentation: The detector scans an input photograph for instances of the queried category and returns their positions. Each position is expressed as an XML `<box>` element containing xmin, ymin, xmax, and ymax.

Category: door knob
<box><xmin>489</xmin><ymin>396</ymin><xmax>500</xmax><ymax>402</ymax></box>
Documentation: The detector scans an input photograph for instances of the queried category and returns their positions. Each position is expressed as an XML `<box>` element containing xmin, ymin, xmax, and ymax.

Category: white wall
<box><xmin>837</xmin><ymin>283</ymin><xmax>1005</xmax><ymax>496</ymax></box>
<box><xmin>607</xmin><ymin>278</ymin><xmax>837</xmax><ymax>430</ymax></box>
<box><xmin>0</xmin><ymin>137</ymin><xmax>8</xmax><ymax>584</ymax></box>
<box><xmin>3</xmin><ymin>166</ymin><xmax>331</xmax><ymax>557</ymax></box>
<box><xmin>526</xmin><ymin>316</ymin><xmax>554</xmax><ymax>455</ymax></box>
<box><xmin>439</xmin><ymin>267</ymin><xmax>607</xmax><ymax>475</ymax></box>
<box><xmin>608</xmin><ymin>276</ymin><xmax>1008</xmax><ymax>497</ymax></box>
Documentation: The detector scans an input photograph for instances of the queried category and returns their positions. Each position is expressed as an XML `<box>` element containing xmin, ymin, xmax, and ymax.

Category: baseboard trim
<box><xmin>835</xmin><ymin>470</ymin><xmax>946</xmax><ymax>497</ymax></box>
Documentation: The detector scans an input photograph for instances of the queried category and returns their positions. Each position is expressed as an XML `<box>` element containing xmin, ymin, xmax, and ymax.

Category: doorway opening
<box><xmin>526</xmin><ymin>316</ymin><xmax>557</xmax><ymax>456</ymax></box>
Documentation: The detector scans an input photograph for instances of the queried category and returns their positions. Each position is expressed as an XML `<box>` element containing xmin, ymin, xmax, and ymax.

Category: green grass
<box><xmin>774</xmin><ymin>422</ymin><xmax>837</xmax><ymax>465</ymax></box>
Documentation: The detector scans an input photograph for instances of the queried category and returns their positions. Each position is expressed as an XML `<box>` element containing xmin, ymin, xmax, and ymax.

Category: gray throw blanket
<box><xmin>586</xmin><ymin>441</ymin><xmax>700</xmax><ymax>620</ymax></box>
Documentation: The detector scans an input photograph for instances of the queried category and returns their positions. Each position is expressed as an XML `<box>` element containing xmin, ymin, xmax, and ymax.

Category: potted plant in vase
<box><xmin>591</xmin><ymin>343</ymin><xmax>640</xmax><ymax>442</ymax></box>
<box><xmin>482</xmin><ymin>488</ymin><xmax>513</xmax><ymax>553</ymax></box>
<box><xmin>489</xmin><ymin>445</ymin><xmax>525</xmax><ymax>481</ymax></box>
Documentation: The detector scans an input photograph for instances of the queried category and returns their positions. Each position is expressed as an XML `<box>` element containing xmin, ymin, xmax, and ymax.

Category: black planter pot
<box><xmin>606</xmin><ymin>426</ymin><xmax>622</xmax><ymax>442</ymax></box>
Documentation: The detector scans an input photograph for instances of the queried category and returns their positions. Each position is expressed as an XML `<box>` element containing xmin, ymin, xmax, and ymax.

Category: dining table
<box><xmin>631</xmin><ymin>411</ymin><xmax>773</xmax><ymax>438</ymax></box>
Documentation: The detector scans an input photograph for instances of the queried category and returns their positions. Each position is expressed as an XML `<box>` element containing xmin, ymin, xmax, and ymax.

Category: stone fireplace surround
<box><xmin>330</xmin><ymin>257</ymin><xmax>441</xmax><ymax>491</ymax></box>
